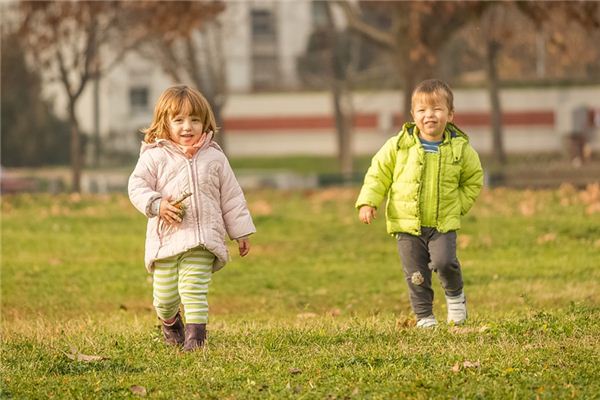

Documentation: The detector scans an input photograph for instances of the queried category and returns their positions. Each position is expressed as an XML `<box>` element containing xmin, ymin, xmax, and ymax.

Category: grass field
<box><xmin>1</xmin><ymin>185</ymin><xmax>599</xmax><ymax>399</ymax></box>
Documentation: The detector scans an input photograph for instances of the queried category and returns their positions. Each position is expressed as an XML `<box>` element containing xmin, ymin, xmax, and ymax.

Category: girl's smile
<box><xmin>169</xmin><ymin>114</ymin><xmax>204</xmax><ymax>147</ymax></box>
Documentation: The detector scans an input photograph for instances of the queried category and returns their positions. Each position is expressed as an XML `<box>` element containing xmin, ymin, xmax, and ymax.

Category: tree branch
<box><xmin>333</xmin><ymin>1</ymin><xmax>395</xmax><ymax>49</ymax></box>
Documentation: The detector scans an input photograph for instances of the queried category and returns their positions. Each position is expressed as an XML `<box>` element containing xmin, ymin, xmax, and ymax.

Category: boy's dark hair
<box><xmin>411</xmin><ymin>79</ymin><xmax>454</xmax><ymax>112</ymax></box>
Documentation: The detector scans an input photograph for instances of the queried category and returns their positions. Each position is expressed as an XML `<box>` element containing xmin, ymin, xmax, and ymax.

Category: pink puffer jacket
<box><xmin>128</xmin><ymin>138</ymin><xmax>256</xmax><ymax>272</ymax></box>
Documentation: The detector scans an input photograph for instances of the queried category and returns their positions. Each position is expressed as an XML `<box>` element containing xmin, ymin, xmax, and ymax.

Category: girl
<box><xmin>128</xmin><ymin>85</ymin><xmax>255</xmax><ymax>351</ymax></box>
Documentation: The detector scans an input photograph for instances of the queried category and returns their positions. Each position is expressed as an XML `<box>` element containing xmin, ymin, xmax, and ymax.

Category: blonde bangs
<box><xmin>411</xmin><ymin>90</ymin><xmax>451</xmax><ymax>110</ymax></box>
<box><xmin>168</xmin><ymin>93</ymin><xmax>204</xmax><ymax>119</ymax></box>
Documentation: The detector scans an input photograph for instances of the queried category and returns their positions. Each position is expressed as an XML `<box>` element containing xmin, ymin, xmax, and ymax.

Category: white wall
<box><xmin>222</xmin><ymin>86</ymin><xmax>600</xmax><ymax>156</ymax></box>
<box><xmin>38</xmin><ymin>0</ymin><xmax>600</xmax><ymax>158</ymax></box>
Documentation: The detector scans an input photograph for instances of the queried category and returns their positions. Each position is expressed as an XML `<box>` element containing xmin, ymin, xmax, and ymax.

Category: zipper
<box><xmin>415</xmin><ymin>147</ymin><xmax>423</xmax><ymax>235</ymax></box>
<box><xmin>435</xmin><ymin>145</ymin><xmax>443</xmax><ymax>227</ymax></box>
<box><xmin>186</xmin><ymin>156</ymin><xmax>205</xmax><ymax>245</ymax></box>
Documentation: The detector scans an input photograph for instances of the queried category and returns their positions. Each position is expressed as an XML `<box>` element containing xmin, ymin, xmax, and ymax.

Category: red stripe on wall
<box><xmin>224</xmin><ymin>114</ymin><xmax>378</xmax><ymax>130</ymax></box>
<box><xmin>453</xmin><ymin>111</ymin><xmax>555</xmax><ymax>126</ymax></box>
<box><xmin>223</xmin><ymin>111</ymin><xmax>554</xmax><ymax>131</ymax></box>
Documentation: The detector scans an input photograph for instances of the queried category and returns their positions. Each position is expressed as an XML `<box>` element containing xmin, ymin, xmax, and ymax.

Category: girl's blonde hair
<box><xmin>411</xmin><ymin>79</ymin><xmax>454</xmax><ymax>112</ymax></box>
<box><xmin>142</xmin><ymin>85</ymin><xmax>218</xmax><ymax>143</ymax></box>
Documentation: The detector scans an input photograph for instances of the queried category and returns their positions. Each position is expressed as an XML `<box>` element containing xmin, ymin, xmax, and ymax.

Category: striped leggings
<box><xmin>152</xmin><ymin>246</ymin><xmax>214</xmax><ymax>324</ymax></box>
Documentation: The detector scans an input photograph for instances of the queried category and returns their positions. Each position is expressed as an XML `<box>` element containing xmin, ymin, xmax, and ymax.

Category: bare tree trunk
<box><xmin>211</xmin><ymin>101</ymin><xmax>226</xmax><ymax>151</ymax></box>
<box><xmin>326</xmin><ymin>3</ymin><xmax>354</xmax><ymax>178</ymax></box>
<box><xmin>68</xmin><ymin>101</ymin><xmax>82</xmax><ymax>193</ymax></box>
<box><xmin>332</xmin><ymin>79</ymin><xmax>354</xmax><ymax>177</ymax></box>
<box><xmin>402</xmin><ymin>65</ymin><xmax>417</xmax><ymax>126</ymax></box>
<box><xmin>92</xmin><ymin>73</ymin><xmax>101</xmax><ymax>167</ymax></box>
<box><xmin>485</xmin><ymin>39</ymin><xmax>506</xmax><ymax>166</ymax></box>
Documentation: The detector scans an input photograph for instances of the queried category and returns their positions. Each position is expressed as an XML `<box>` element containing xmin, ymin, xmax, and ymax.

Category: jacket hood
<box><xmin>138</xmin><ymin>132</ymin><xmax>221</xmax><ymax>155</ymax></box>
<box><xmin>399</xmin><ymin>122</ymin><xmax>469</xmax><ymax>142</ymax></box>
<box><xmin>398</xmin><ymin>122</ymin><xmax>469</xmax><ymax>162</ymax></box>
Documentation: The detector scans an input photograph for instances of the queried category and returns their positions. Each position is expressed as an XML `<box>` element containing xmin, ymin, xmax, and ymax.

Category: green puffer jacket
<box><xmin>355</xmin><ymin>122</ymin><xmax>483</xmax><ymax>236</ymax></box>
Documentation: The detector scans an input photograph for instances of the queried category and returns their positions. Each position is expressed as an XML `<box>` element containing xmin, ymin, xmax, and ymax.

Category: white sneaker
<box><xmin>446</xmin><ymin>292</ymin><xmax>467</xmax><ymax>324</ymax></box>
<box><xmin>416</xmin><ymin>315</ymin><xmax>438</xmax><ymax>328</ymax></box>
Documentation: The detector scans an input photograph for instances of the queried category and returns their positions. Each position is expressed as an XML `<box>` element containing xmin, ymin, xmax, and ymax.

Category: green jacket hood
<box><xmin>398</xmin><ymin>122</ymin><xmax>469</xmax><ymax>163</ymax></box>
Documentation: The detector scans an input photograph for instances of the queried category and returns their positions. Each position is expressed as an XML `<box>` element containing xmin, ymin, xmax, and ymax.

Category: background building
<box><xmin>14</xmin><ymin>1</ymin><xmax>600</xmax><ymax>164</ymax></box>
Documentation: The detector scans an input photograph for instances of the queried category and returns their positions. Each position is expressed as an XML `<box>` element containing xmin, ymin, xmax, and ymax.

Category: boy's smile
<box><xmin>411</xmin><ymin>96</ymin><xmax>454</xmax><ymax>141</ymax></box>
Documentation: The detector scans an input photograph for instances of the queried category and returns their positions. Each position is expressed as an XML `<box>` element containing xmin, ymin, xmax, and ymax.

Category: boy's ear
<box><xmin>448</xmin><ymin>110</ymin><xmax>454</xmax><ymax>122</ymax></box>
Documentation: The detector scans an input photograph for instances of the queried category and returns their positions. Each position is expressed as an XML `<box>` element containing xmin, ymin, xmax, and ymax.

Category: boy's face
<box><xmin>411</xmin><ymin>93</ymin><xmax>454</xmax><ymax>141</ymax></box>
<box><xmin>168</xmin><ymin>112</ymin><xmax>204</xmax><ymax>147</ymax></box>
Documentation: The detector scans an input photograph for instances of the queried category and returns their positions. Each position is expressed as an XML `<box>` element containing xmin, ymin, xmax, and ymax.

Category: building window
<box><xmin>251</xmin><ymin>8</ymin><xmax>280</xmax><ymax>90</ymax></box>
<box><xmin>311</xmin><ymin>0</ymin><xmax>329</xmax><ymax>28</ymax></box>
<box><xmin>129</xmin><ymin>86</ymin><xmax>149</xmax><ymax>113</ymax></box>
<box><xmin>251</xmin><ymin>9</ymin><xmax>275</xmax><ymax>38</ymax></box>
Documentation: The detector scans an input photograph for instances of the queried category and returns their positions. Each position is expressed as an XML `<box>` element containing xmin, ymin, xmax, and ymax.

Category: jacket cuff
<box><xmin>355</xmin><ymin>202</ymin><xmax>377</xmax><ymax>210</ymax></box>
<box><xmin>145</xmin><ymin>195</ymin><xmax>162</xmax><ymax>218</ymax></box>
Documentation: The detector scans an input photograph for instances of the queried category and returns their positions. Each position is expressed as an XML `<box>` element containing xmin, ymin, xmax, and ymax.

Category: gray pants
<box><xmin>397</xmin><ymin>227</ymin><xmax>463</xmax><ymax>319</ymax></box>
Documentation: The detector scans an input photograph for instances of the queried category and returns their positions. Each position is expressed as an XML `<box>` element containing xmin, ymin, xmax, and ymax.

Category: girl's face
<box><xmin>168</xmin><ymin>113</ymin><xmax>204</xmax><ymax>147</ymax></box>
<box><xmin>411</xmin><ymin>93</ymin><xmax>454</xmax><ymax>141</ymax></box>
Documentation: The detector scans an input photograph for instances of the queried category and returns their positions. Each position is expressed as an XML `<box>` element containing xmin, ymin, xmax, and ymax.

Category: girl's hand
<box><xmin>237</xmin><ymin>238</ymin><xmax>250</xmax><ymax>257</ymax></box>
<box><xmin>359</xmin><ymin>205</ymin><xmax>377</xmax><ymax>224</ymax></box>
<box><xmin>159</xmin><ymin>196</ymin><xmax>183</xmax><ymax>225</ymax></box>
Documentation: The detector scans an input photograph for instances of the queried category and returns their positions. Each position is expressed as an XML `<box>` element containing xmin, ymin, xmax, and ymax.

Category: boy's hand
<box><xmin>359</xmin><ymin>205</ymin><xmax>377</xmax><ymax>224</ymax></box>
<box><xmin>159</xmin><ymin>196</ymin><xmax>183</xmax><ymax>225</ymax></box>
<box><xmin>237</xmin><ymin>238</ymin><xmax>250</xmax><ymax>257</ymax></box>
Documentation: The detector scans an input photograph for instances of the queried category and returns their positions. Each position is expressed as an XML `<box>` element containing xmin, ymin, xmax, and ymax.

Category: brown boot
<box><xmin>183</xmin><ymin>323</ymin><xmax>207</xmax><ymax>351</ymax></box>
<box><xmin>161</xmin><ymin>313</ymin><xmax>184</xmax><ymax>346</ymax></box>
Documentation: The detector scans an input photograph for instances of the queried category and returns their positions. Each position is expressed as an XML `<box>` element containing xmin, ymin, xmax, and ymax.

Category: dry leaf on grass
<box><xmin>250</xmin><ymin>200</ymin><xmax>273</xmax><ymax>216</ymax></box>
<box><xmin>536</xmin><ymin>233</ymin><xmax>557</xmax><ymax>244</ymax></box>
<box><xmin>558</xmin><ymin>183</ymin><xmax>577</xmax><ymax>197</ymax></box>
<box><xmin>579</xmin><ymin>183</ymin><xmax>600</xmax><ymax>214</ymax></box>
<box><xmin>449</xmin><ymin>326</ymin><xmax>489</xmax><ymax>334</ymax></box>
<box><xmin>64</xmin><ymin>347</ymin><xmax>109</xmax><ymax>362</ymax></box>
<box><xmin>463</xmin><ymin>360</ymin><xmax>481</xmax><ymax>368</ymax></box>
<box><xmin>586</xmin><ymin>203</ymin><xmax>600</xmax><ymax>215</ymax></box>
<box><xmin>327</xmin><ymin>308</ymin><xmax>341</xmax><ymax>317</ymax></box>
<box><xmin>458</xmin><ymin>235</ymin><xmax>471</xmax><ymax>249</ymax></box>
<box><xmin>480</xmin><ymin>235</ymin><xmax>493</xmax><ymax>247</ymax></box>
<box><xmin>296</xmin><ymin>312</ymin><xmax>317</xmax><ymax>319</ymax></box>
<box><xmin>130</xmin><ymin>385</ymin><xmax>147</xmax><ymax>397</ymax></box>
<box><xmin>558</xmin><ymin>183</ymin><xmax>578</xmax><ymax>207</ymax></box>
<box><xmin>451</xmin><ymin>360</ymin><xmax>481</xmax><ymax>372</ymax></box>
<box><xmin>48</xmin><ymin>258</ymin><xmax>62</xmax><ymax>266</ymax></box>
<box><xmin>307</xmin><ymin>188</ymin><xmax>357</xmax><ymax>204</ymax></box>
<box><xmin>580</xmin><ymin>183</ymin><xmax>600</xmax><ymax>204</ymax></box>
<box><xmin>69</xmin><ymin>193</ymin><xmax>82</xmax><ymax>203</ymax></box>
<box><xmin>396</xmin><ymin>316</ymin><xmax>416</xmax><ymax>328</ymax></box>
<box><xmin>519</xmin><ymin>199</ymin><xmax>536</xmax><ymax>216</ymax></box>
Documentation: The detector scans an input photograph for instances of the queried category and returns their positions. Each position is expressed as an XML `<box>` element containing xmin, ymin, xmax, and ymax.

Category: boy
<box><xmin>356</xmin><ymin>79</ymin><xmax>483</xmax><ymax>328</ymax></box>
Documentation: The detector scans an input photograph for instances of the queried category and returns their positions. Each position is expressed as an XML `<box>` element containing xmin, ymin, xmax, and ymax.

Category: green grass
<box><xmin>2</xmin><ymin>186</ymin><xmax>600</xmax><ymax>399</ymax></box>
<box><xmin>229</xmin><ymin>155</ymin><xmax>372</xmax><ymax>175</ymax></box>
